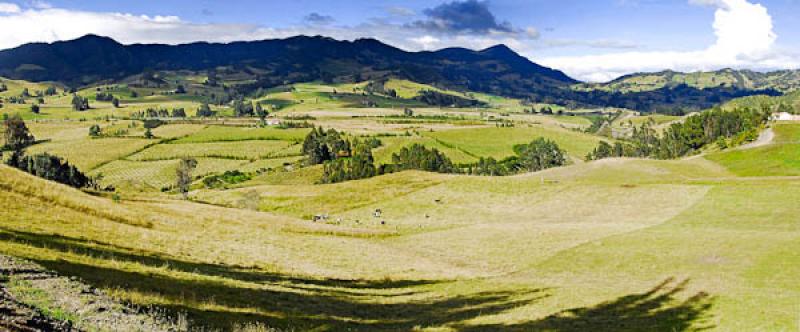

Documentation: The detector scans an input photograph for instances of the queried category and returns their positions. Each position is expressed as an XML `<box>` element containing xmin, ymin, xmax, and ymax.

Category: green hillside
<box><xmin>577</xmin><ymin>69</ymin><xmax>800</xmax><ymax>93</ymax></box>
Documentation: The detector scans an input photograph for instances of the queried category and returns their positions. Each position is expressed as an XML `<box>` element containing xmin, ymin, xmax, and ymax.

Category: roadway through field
<box><xmin>736</xmin><ymin>127</ymin><xmax>774</xmax><ymax>150</ymax></box>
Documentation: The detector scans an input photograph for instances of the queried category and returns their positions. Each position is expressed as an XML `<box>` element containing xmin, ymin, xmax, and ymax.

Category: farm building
<box><xmin>772</xmin><ymin>112</ymin><xmax>800</xmax><ymax>121</ymax></box>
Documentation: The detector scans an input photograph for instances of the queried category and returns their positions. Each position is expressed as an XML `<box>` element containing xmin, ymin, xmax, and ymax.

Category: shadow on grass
<box><xmin>0</xmin><ymin>228</ymin><xmax>714</xmax><ymax>331</ymax></box>
<box><xmin>0</xmin><ymin>228</ymin><xmax>424</xmax><ymax>291</ymax></box>
<box><xmin>0</xmin><ymin>228</ymin><xmax>546</xmax><ymax>330</ymax></box>
<box><xmin>458</xmin><ymin>278</ymin><xmax>715</xmax><ymax>332</ymax></box>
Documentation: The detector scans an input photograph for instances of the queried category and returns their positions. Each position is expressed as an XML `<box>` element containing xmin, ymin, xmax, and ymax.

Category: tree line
<box><xmin>3</xmin><ymin>115</ymin><xmax>93</xmax><ymax>188</ymax></box>
<box><xmin>131</xmin><ymin>107</ymin><xmax>187</xmax><ymax>119</ymax></box>
<box><xmin>468</xmin><ymin>138</ymin><xmax>567</xmax><ymax>176</ymax></box>
<box><xmin>586</xmin><ymin>106</ymin><xmax>769</xmax><ymax>160</ymax></box>
<box><xmin>303</xmin><ymin>127</ymin><xmax>569</xmax><ymax>183</ymax></box>
<box><xmin>415</xmin><ymin>90</ymin><xmax>486</xmax><ymax>108</ymax></box>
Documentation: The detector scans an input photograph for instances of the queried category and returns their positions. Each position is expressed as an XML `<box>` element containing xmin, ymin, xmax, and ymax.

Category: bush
<box><xmin>203</xmin><ymin>170</ymin><xmax>252</xmax><ymax>188</ymax></box>
<box><xmin>89</xmin><ymin>124</ymin><xmax>102</xmax><ymax>137</ymax></box>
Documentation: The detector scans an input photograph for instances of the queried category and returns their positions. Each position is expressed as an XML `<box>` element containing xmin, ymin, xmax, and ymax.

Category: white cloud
<box><xmin>409</xmin><ymin>35</ymin><xmax>440</xmax><ymax>50</ymax></box>
<box><xmin>0</xmin><ymin>2</ymin><xmax>20</xmax><ymax>13</ymax></box>
<box><xmin>29</xmin><ymin>1</ymin><xmax>52</xmax><ymax>9</ymax></box>
<box><xmin>540</xmin><ymin>0</ymin><xmax>798</xmax><ymax>82</ymax></box>
<box><xmin>0</xmin><ymin>5</ymin><xmax>538</xmax><ymax>54</ymax></box>
<box><xmin>0</xmin><ymin>8</ymin><xmax>290</xmax><ymax>49</ymax></box>
<box><xmin>0</xmin><ymin>1</ymin><xmax>797</xmax><ymax>84</ymax></box>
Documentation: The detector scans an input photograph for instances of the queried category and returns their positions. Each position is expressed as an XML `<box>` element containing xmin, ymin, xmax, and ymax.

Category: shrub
<box><xmin>203</xmin><ymin>171</ymin><xmax>252</xmax><ymax>188</ymax></box>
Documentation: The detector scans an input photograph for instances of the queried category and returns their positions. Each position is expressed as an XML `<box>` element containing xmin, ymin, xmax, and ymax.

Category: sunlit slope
<box><xmin>3</xmin><ymin>135</ymin><xmax>800</xmax><ymax>330</ymax></box>
<box><xmin>706</xmin><ymin>123</ymin><xmax>800</xmax><ymax>176</ymax></box>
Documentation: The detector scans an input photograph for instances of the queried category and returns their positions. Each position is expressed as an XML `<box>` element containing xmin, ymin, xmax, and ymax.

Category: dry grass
<box><xmin>129</xmin><ymin>141</ymin><xmax>300</xmax><ymax>161</ymax></box>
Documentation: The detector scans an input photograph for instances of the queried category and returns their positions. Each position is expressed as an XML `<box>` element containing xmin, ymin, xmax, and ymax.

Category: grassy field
<box><xmin>26</xmin><ymin>137</ymin><xmax>156</xmax><ymax>171</ymax></box>
<box><xmin>129</xmin><ymin>140</ymin><xmax>300</xmax><ymax>161</ymax></box>
<box><xmin>174</xmin><ymin>126</ymin><xmax>310</xmax><ymax>143</ymax></box>
<box><xmin>372</xmin><ymin>135</ymin><xmax>479</xmax><ymax>164</ymax></box>
<box><xmin>92</xmin><ymin>158</ymin><xmax>250</xmax><ymax>190</ymax></box>
<box><xmin>422</xmin><ymin>126</ymin><xmax>608</xmax><ymax>161</ymax></box>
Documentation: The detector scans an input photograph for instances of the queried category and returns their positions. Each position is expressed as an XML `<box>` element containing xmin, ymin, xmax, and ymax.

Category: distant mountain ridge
<box><xmin>0</xmin><ymin>34</ymin><xmax>576</xmax><ymax>91</ymax></box>
<box><xmin>0</xmin><ymin>35</ymin><xmax>784</xmax><ymax>112</ymax></box>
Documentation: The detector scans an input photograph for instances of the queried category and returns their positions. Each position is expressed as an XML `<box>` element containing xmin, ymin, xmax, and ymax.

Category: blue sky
<box><xmin>0</xmin><ymin>0</ymin><xmax>798</xmax><ymax>81</ymax></box>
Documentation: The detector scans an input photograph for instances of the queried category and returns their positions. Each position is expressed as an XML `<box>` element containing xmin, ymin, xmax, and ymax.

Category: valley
<box><xmin>1</xmin><ymin>34</ymin><xmax>800</xmax><ymax>332</ymax></box>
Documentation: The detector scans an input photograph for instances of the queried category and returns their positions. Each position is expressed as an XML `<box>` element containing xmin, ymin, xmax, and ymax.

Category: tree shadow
<box><xmin>459</xmin><ymin>278</ymin><xmax>715</xmax><ymax>332</ymax></box>
<box><xmin>0</xmin><ymin>227</ymin><xmax>427</xmax><ymax>291</ymax></box>
<box><xmin>0</xmin><ymin>228</ymin><xmax>714</xmax><ymax>331</ymax></box>
<box><xmin>0</xmin><ymin>228</ymin><xmax>547</xmax><ymax>330</ymax></box>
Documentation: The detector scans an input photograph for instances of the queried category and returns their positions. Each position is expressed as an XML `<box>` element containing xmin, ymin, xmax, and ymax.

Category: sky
<box><xmin>0</xmin><ymin>0</ymin><xmax>798</xmax><ymax>82</ymax></box>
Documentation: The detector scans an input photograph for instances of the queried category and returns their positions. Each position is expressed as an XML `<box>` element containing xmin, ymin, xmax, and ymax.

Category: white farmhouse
<box><xmin>772</xmin><ymin>112</ymin><xmax>800</xmax><ymax>121</ymax></box>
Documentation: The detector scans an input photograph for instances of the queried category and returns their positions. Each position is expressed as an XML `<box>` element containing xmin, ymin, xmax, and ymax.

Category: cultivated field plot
<box><xmin>150</xmin><ymin>124</ymin><xmax>207</xmax><ymax>139</ymax></box>
<box><xmin>129</xmin><ymin>140</ymin><xmax>300</xmax><ymax>161</ymax></box>
<box><xmin>372</xmin><ymin>135</ymin><xmax>478</xmax><ymax>164</ymax></box>
<box><xmin>174</xmin><ymin>126</ymin><xmax>310</xmax><ymax>143</ymax></box>
<box><xmin>237</xmin><ymin>156</ymin><xmax>303</xmax><ymax>173</ymax></box>
<box><xmin>423</xmin><ymin>126</ymin><xmax>607</xmax><ymax>161</ymax></box>
<box><xmin>25</xmin><ymin>121</ymin><xmax>95</xmax><ymax>141</ymax></box>
<box><xmin>25</xmin><ymin>137</ymin><xmax>155</xmax><ymax>171</ymax></box>
<box><xmin>92</xmin><ymin>158</ymin><xmax>249</xmax><ymax>189</ymax></box>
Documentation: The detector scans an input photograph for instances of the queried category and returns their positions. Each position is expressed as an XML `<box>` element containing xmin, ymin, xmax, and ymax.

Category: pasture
<box><xmin>422</xmin><ymin>126</ymin><xmax>607</xmax><ymax>161</ymax></box>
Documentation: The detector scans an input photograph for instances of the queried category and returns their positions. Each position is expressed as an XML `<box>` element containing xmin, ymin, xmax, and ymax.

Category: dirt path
<box><xmin>736</xmin><ymin>127</ymin><xmax>775</xmax><ymax>150</ymax></box>
<box><xmin>0</xmin><ymin>255</ymin><xmax>177</xmax><ymax>332</ymax></box>
<box><xmin>684</xmin><ymin>127</ymin><xmax>775</xmax><ymax>161</ymax></box>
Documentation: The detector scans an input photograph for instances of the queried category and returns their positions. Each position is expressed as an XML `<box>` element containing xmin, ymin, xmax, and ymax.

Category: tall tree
<box><xmin>517</xmin><ymin>138</ymin><xmax>567</xmax><ymax>172</ymax></box>
<box><xmin>176</xmin><ymin>157</ymin><xmax>198</xmax><ymax>199</ymax></box>
<box><xmin>71</xmin><ymin>94</ymin><xmax>89</xmax><ymax>111</ymax></box>
<box><xmin>3</xmin><ymin>114</ymin><xmax>35</xmax><ymax>150</ymax></box>
<box><xmin>197</xmin><ymin>103</ymin><xmax>214</xmax><ymax>117</ymax></box>
<box><xmin>255</xmin><ymin>103</ymin><xmax>268</xmax><ymax>124</ymax></box>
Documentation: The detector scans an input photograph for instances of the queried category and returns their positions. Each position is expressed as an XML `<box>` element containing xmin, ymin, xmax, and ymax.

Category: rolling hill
<box><xmin>578</xmin><ymin>68</ymin><xmax>800</xmax><ymax>93</ymax></box>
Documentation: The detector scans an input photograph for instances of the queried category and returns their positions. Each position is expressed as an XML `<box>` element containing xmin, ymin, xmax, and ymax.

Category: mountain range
<box><xmin>0</xmin><ymin>35</ymin><xmax>789</xmax><ymax>112</ymax></box>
